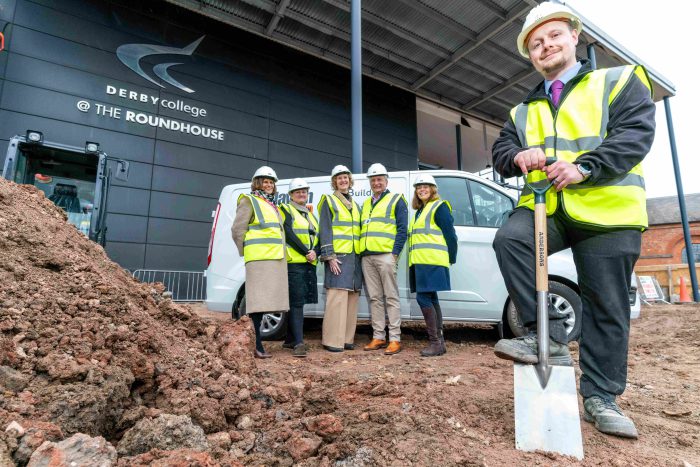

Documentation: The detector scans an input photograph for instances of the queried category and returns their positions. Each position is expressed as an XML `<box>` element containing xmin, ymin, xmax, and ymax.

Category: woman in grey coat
<box><xmin>232</xmin><ymin>166</ymin><xmax>289</xmax><ymax>358</ymax></box>
<box><xmin>317</xmin><ymin>165</ymin><xmax>363</xmax><ymax>352</ymax></box>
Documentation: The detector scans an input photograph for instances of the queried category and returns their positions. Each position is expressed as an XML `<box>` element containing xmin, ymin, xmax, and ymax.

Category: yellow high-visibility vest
<box><xmin>318</xmin><ymin>193</ymin><xmax>361</xmax><ymax>254</ymax></box>
<box><xmin>238</xmin><ymin>194</ymin><xmax>285</xmax><ymax>263</ymax></box>
<box><xmin>512</xmin><ymin>65</ymin><xmax>652</xmax><ymax>230</ymax></box>
<box><xmin>408</xmin><ymin>199</ymin><xmax>451</xmax><ymax>267</ymax></box>
<box><xmin>360</xmin><ymin>192</ymin><xmax>404</xmax><ymax>253</ymax></box>
<box><xmin>282</xmin><ymin>203</ymin><xmax>319</xmax><ymax>265</ymax></box>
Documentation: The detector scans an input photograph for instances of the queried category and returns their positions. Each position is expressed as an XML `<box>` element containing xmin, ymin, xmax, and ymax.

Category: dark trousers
<box><xmin>493</xmin><ymin>208</ymin><xmax>641</xmax><ymax>400</ymax></box>
<box><xmin>285</xmin><ymin>306</ymin><xmax>304</xmax><ymax>346</ymax></box>
<box><xmin>250</xmin><ymin>313</ymin><xmax>265</xmax><ymax>352</ymax></box>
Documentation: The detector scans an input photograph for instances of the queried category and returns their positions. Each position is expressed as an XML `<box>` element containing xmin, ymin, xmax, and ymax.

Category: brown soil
<box><xmin>1</xmin><ymin>178</ymin><xmax>699</xmax><ymax>466</ymax></box>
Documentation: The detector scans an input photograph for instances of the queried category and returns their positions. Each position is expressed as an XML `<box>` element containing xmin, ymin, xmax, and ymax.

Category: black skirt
<box><xmin>287</xmin><ymin>262</ymin><xmax>319</xmax><ymax>307</ymax></box>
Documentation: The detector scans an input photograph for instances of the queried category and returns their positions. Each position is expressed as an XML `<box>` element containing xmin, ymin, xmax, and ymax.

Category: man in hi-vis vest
<box><xmin>360</xmin><ymin>163</ymin><xmax>408</xmax><ymax>355</ymax></box>
<box><xmin>491</xmin><ymin>2</ymin><xmax>655</xmax><ymax>439</ymax></box>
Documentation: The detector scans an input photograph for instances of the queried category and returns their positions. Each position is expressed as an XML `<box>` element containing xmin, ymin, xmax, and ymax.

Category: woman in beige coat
<box><xmin>232</xmin><ymin>166</ymin><xmax>289</xmax><ymax>358</ymax></box>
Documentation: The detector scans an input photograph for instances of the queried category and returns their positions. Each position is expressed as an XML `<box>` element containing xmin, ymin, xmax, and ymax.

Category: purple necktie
<box><xmin>550</xmin><ymin>80</ymin><xmax>564</xmax><ymax>107</ymax></box>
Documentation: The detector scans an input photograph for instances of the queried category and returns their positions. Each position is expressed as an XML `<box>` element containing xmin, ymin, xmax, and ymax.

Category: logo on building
<box><xmin>116</xmin><ymin>36</ymin><xmax>205</xmax><ymax>94</ymax></box>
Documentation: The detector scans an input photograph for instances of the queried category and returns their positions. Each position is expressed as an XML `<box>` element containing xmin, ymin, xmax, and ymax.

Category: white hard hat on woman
<box><xmin>252</xmin><ymin>165</ymin><xmax>278</xmax><ymax>181</ymax></box>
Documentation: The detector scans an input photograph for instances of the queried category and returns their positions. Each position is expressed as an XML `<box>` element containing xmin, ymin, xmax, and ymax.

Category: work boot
<box><xmin>433</xmin><ymin>302</ymin><xmax>447</xmax><ymax>354</ymax></box>
<box><xmin>583</xmin><ymin>396</ymin><xmax>639</xmax><ymax>439</ymax></box>
<box><xmin>420</xmin><ymin>307</ymin><xmax>444</xmax><ymax>357</ymax></box>
<box><xmin>292</xmin><ymin>343</ymin><xmax>307</xmax><ymax>358</ymax></box>
<box><xmin>493</xmin><ymin>334</ymin><xmax>572</xmax><ymax>366</ymax></box>
<box><xmin>364</xmin><ymin>339</ymin><xmax>387</xmax><ymax>351</ymax></box>
<box><xmin>385</xmin><ymin>341</ymin><xmax>401</xmax><ymax>355</ymax></box>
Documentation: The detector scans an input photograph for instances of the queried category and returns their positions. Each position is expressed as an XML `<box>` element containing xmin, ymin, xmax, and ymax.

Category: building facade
<box><xmin>0</xmin><ymin>0</ymin><xmax>418</xmax><ymax>271</ymax></box>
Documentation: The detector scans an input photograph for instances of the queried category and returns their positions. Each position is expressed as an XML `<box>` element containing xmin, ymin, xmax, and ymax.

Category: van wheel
<box><xmin>232</xmin><ymin>295</ymin><xmax>288</xmax><ymax>341</ymax></box>
<box><xmin>504</xmin><ymin>281</ymin><xmax>582</xmax><ymax>342</ymax></box>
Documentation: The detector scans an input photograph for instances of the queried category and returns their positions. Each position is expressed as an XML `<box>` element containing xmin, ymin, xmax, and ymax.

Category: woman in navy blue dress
<box><xmin>408</xmin><ymin>174</ymin><xmax>458</xmax><ymax>357</ymax></box>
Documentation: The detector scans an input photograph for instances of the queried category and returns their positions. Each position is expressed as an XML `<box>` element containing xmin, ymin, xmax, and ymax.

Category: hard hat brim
<box><xmin>517</xmin><ymin>13</ymin><xmax>582</xmax><ymax>58</ymax></box>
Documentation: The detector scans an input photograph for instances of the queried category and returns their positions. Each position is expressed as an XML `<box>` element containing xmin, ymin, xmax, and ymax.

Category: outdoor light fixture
<box><xmin>25</xmin><ymin>130</ymin><xmax>44</xmax><ymax>144</ymax></box>
<box><xmin>85</xmin><ymin>141</ymin><xmax>100</xmax><ymax>154</ymax></box>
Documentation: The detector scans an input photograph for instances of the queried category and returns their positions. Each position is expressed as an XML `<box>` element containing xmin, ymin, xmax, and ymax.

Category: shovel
<box><xmin>513</xmin><ymin>158</ymin><xmax>584</xmax><ymax>460</ymax></box>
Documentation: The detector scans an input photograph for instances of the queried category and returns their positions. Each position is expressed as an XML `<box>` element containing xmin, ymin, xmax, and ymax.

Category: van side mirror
<box><xmin>115</xmin><ymin>160</ymin><xmax>130</xmax><ymax>181</ymax></box>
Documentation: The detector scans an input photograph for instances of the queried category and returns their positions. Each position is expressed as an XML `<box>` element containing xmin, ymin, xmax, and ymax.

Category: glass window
<box><xmin>681</xmin><ymin>244</ymin><xmax>700</xmax><ymax>264</ymax></box>
<box><xmin>434</xmin><ymin>177</ymin><xmax>474</xmax><ymax>226</ymax></box>
<box><xmin>468</xmin><ymin>180</ymin><xmax>514</xmax><ymax>228</ymax></box>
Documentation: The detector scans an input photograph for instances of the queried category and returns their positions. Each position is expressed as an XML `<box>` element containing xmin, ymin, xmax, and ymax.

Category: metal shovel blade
<box><xmin>514</xmin><ymin>363</ymin><xmax>584</xmax><ymax>459</ymax></box>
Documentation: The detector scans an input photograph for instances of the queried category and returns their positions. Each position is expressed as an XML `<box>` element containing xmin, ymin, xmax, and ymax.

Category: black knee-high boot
<box><xmin>420</xmin><ymin>306</ymin><xmax>444</xmax><ymax>357</ymax></box>
<box><xmin>433</xmin><ymin>301</ymin><xmax>447</xmax><ymax>354</ymax></box>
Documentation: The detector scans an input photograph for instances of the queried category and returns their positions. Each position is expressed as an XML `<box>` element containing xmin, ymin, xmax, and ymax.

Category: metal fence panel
<box><xmin>131</xmin><ymin>270</ymin><xmax>206</xmax><ymax>302</ymax></box>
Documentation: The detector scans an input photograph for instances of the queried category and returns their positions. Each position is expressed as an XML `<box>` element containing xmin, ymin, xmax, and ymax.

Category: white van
<box><xmin>204</xmin><ymin>169</ymin><xmax>599</xmax><ymax>341</ymax></box>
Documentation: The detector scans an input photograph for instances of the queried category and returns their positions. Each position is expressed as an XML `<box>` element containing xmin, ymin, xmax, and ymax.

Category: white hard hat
<box><xmin>252</xmin><ymin>165</ymin><xmax>278</xmax><ymax>182</ymax></box>
<box><xmin>331</xmin><ymin>165</ymin><xmax>351</xmax><ymax>177</ymax></box>
<box><xmin>517</xmin><ymin>2</ymin><xmax>582</xmax><ymax>58</ymax></box>
<box><xmin>288</xmin><ymin>177</ymin><xmax>310</xmax><ymax>193</ymax></box>
<box><xmin>366</xmin><ymin>163</ymin><xmax>388</xmax><ymax>178</ymax></box>
<box><xmin>413</xmin><ymin>173</ymin><xmax>437</xmax><ymax>187</ymax></box>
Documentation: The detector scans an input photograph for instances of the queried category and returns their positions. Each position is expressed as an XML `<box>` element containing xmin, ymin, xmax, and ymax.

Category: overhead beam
<box><xmin>411</xmin><ymin>1</ymin><xmax>531</xmax><ymax>90</ymax></box>
<box><xmin>265</xmin><ymin>0</ymin><xmax>291</xmax><ymax>35</ymax></box>
<box><xmin>461</xmin><ymin>68</ymin><xmax>538</xmax><ymax>111</ymax></box>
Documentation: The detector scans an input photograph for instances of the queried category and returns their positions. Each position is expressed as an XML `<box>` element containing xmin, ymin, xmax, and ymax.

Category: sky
<box><xmin>566</xmin><ymin>0</ymin><xmax>697</xmax><ymax>199</ymax></box>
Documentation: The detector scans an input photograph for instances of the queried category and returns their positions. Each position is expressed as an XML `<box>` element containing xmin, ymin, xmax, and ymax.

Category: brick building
<box><xmin>638</xmin><ymin>193</ymin><xmax>700</xmax><ymax>266</ymax></box>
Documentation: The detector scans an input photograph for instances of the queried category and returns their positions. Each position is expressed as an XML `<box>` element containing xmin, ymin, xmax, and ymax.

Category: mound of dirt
<box><xmin>0</xmin><ymin>180</ymin><xmax>331</xmax><ymax>465</ymax></box>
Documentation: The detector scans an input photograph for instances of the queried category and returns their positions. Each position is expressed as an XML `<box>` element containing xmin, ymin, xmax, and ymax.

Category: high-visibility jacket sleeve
<box><xmin>318</xmin><ymin>197</ymin><xmax>335</xmax><ymax>259</ymax></box>
<box><xmin>392</xmin><ymin>197</ymin><xmax>409</xmax><ymax>256</ymax></box>
<box><xmin>576</xmin><ymin>71</ymin><xmax>656</xmax><ymax>185</ymax></box>
<box><xmin>492</xmin><ymin>116</ymin><xmax>525</xmax><ymax>179</ymax></box>
<box><xmin>232</xmin><ymin>196</ymin><xmax>253</xmax><ymax>257</ymax></box>
<box><xmin>434</xmin><ymin>202</ymin><xmax>458</xmax><ymax>264</ymax></box>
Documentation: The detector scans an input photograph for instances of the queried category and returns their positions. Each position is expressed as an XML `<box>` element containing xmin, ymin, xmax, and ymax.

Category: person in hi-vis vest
<box><xmin>491</xmin><ymin>2</ymin><xmax>655</xmax><ymax>439</ymax></box>
<box><xmin>408</xmin><ymin>174</ymin><xmax>457</xmax><ymax>357</ymax></box>
<box><xmin>360</xmin><ymin>163</ymin><xmax>408</xmax><ymax>355</ymax></box>
<box><xmin>232</xmin><ymin>166</ymin><xmax>289</xmax><ymax>359</ymax></box>
<box><xmin>317</xmin><ymin>165</ymin><xmax>363</xmax><ymax>352</ymax></box>
<box><xmin>279</xmin><ymin>178</ymin><xmax>319</xmax><ymax>358</ymax></box>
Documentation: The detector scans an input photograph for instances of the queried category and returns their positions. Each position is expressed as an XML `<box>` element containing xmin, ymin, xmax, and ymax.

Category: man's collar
<box><xmin>544</xmin><ymin>61</ymin><xmax>582</xmax><ymax>94</ymax></box>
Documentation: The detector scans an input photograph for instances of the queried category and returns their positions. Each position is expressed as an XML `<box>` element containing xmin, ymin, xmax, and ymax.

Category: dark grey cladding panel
<box><xmin>269</xmin><ymin>121</ymin><xmax>350</xmax><ymax>159</ymax></box>
<box><xmin>16</xmin><ymin>1</ymin><xmax>273</xmax><ymax>100</ymax></box>
<box><xmin>1</xmin><ymin>81</ymin><xmax>156</xmax><ymax>138</ymax></box>
<box><xmin>363</xmin><ymin>143</ymin><xmax>417</xmax><ymax>171</ymax></box>
<box><xmin>149</xmin><ymin>191</ymin><xmax>218</xmax><ymax>223</ymax></box>
<box><xmin>9</xmin><ymin>26</ymin><xmax>159</xmax><ymax>92</ymax></box>
<box><xmin>0</xmin><ymin>1</ymin><xmax>16</xmax><ymax>21</ymax></box>
<box><xmin>270</xmin><ymin>99</ymin><xmax>350</xmax><ymax>140</ymax></box>
<box><xmin>268</xmin><ymin>141</ymin><xmax>350</xmax><ymax>173</ymax></box>
<box><xmin>269</xmin><ymin>161</ymin><xmax>328</xmax><ymax>179</ymax></box>
<box><xmin>158</xmin><ymin>91</ymin><xmax>268</xmax><ymax>138</ymax></box>
<box><xmin>154</xmin><ymin>125</ymin><xmax>268</xmax><ymax>159</ymax></box>
<box><xmin>158</xmin><ymin>72</ymin><xmax>270</xmax><ymax>118</ymax></box>
<box><xmin>106</xmin><ymin>186</ymin><xmax>150</xmax><ymax>217</ymax></box>
<box><xmin>0</xmin><ymin>110</ymin><xmax>155</xmax><ymax>164</ymax></box>
<box><xmin>105</xmin><ymin>213</ymin><xmax>147</xmax><ymax>243</ymax></box>
<box><xmin>105</xmin><ymin>241</ymin><xmax>145</xmax><ymax>270</ymax></box>
<box><xmin>269</xmin><ymin>83</ymin><xmax>349</xmax><ymax>121</ymax></box>
<box><xmin>154</xmin><ymin>140</ymin><xmax>265</xmax><ymax>178</ymax></box>
<box><xmin>5</xmin><ymin>54</ymin><xmax>158</xmax><ymax>114</ymax></box>
<box><xmin>0</xmin><ymin>53</ymin><xmax>7</xmax><ymax>78</ymax></box>
<box><xmin>364</xmin><ymin>126</ymin><xmax>417</xmax><ymax>158</ymax></box>
<box><xmin>151</xmin><ymin>165</ymin><xmax>241</xmax><ymax>199</ymax></box>
<box><xmin>147</xmin><ymin>217</ymin><xmax>211</xmax><ymax>247</ymax></box>
<box><xmin>145</xmin><ymin>244</ymin><xmax>207</xmax><ymax>270</ymax></box>
<box><xmin>107</xmin><ymin>160</ymin><xmax>152</xmax><ymax>190</ymax></box>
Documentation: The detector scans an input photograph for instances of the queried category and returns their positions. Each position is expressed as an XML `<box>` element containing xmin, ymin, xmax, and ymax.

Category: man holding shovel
<box><xmin>491</xmin><ymin>2</ymin><xmax>655</xmax><ymax>439</ymax></box>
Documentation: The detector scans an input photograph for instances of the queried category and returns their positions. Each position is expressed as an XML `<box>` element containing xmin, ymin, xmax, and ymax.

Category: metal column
<box><xmin>664</xmin><ymin>96</ymin><xmax>699</xmax><ymax>301</ymax></box>
<box><xmin>587</xmin><ymin>43</ymin><xmax>597</xmax><ymax>70</ymax></box>
<box><xmin>455</xmin><ymin>124</ymin><xmax>463</xmax><ymax>171</ymax></box>
<box><xmin>351</xmin><ymin>0</ymin><xmax>363</xmax><ymax>174</ymax></box>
